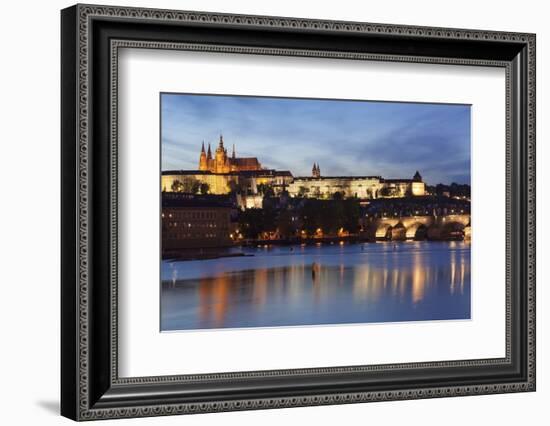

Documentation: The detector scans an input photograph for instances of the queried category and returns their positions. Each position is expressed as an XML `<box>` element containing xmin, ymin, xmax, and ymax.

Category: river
<box><xmin>161</xmin><ymin>241</ymin><xmax>470</xmax><ymax>331</ymax></box>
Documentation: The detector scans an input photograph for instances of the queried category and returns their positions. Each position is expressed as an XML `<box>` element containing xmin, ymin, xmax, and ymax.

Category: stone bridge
<box><xmin>363</xmin><ymin>214</ymin><xmax>471</xmax><ymax>241</ymax></box>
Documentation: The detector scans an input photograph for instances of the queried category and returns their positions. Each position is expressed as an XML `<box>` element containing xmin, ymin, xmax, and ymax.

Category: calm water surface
<box><xmin>161</xmin><ymin>241</ymin><xmax>470</xmax><ymax>331</ymax></box>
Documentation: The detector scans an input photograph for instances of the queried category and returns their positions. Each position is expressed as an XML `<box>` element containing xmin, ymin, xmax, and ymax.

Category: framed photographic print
<box><xmin>61</xmin><ymin>4</ymin><xmax>536</xmax><ymax>421</ymax></box>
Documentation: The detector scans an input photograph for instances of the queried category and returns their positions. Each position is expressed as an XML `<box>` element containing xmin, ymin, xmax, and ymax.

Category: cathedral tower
<box><xmin>215</xmin><ymin>135</ymin><xmax>229</xmax><ymax>173</ymax></box>
<box><xmin>199</xmin><ymin>141</ymin><xmax>208</xmax><ymax>171</ymax></box>
<box><xmin>312</xmin><ymin>163</ymin><xmax>321</xmax><ymax>178</ymax></box>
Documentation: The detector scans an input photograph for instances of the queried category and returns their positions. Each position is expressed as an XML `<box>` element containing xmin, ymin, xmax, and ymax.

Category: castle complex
<box><xmin>161</xmin><ymin>136</ymin><xmax>426</xmax><ymax>203</ymax></box>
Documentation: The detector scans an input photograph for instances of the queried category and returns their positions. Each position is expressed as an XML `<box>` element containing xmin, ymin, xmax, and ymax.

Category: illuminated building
<box><xmin>162</xmin><ymin>136</ymin><xmax>293</xmax><ymax>197</ymax></box>
<box><xmin>287</xmin><ymin>164</ymin><xmax>426</xmax><ymax>199</ymax></box>
<box><xmin>162</xmin><ymin>137</ymin><xmax>426</xmax><ymax>200</ymax></box>
<box><xmin>199</xmin><ymin>135</ymin><xmax>262</xmax><ymax>173</ymax></box>
<box><xmin>161</xmin><ymin>193</ymin><xmax>234</xmax><ymax>250</ymax></box>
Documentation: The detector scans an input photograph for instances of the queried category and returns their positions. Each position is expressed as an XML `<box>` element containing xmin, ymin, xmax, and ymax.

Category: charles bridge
<box><xmin>362</xmin><ymin>213</ymin><xmax>471</xmax><ymax>241</ymax></box>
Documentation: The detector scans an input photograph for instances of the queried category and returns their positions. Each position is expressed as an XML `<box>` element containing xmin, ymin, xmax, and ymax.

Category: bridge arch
<box><xmin>375</xmin><ymin>223</ymin><xmax>393</xmax><ymax>240</ymax></box>
<box><xmin>440</xmin><ymin>221</ymin><xmax>466</xmax><ymax>240</ymax></box>
<box><xmin>405</xmin><ymin>223</ymin><xmax>428</xmax><ymax>240</ymax></box>
<box><xmin>391</xmin><ymin>223</ymin><xmax>406</xmax><ymax>241</ymax></box>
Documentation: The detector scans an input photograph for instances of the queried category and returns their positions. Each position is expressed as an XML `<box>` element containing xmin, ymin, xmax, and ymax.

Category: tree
<box><xmin>199</xmin><ymin>182</ymin><xmax>210</xmax><ymax>195</ymax></box>
<box><xmin>228</xmin><ymin>179</ymin><xmax>248</xmax><ymax>195</ymax></box>
<box><xmin>257</xmin><ymin>183</ymin><xmax>275</xmax><ymax>197</ymax></box>
<box><xmin>342</xmin><ymin>199</ymin><xmax>361</xmax><ymax>233</ymax></box>
<box><xmin>379</xmin><ymin>186</ymin><xmax>398</xmax><ymax>197</ymax></box>
<box><xmin>297</xmin><ymin>186</ymin><xmax>309</xmax><ymax>197</ymax></box>
<box><xmin>171</xmin><ymin>177</ymin><xmax>204</xmax><ymax>194</ymax></box>
<box><xmin>276</xmin><ymin>210</ymin><xmax>296</xmax><ymax>239</ymax></box>
<box><xmin>185</xmin><ymin>177</ymin><xmax>201</xmax><ymax>194</ymax></box>
<box><xmin>332</xmin><ymin>191</ymin><xmax>343</xmax><ymax>200</ymax></box>
<box><xmin>236</xmin><ymin>205</ymin><xmax>277</xmax><ymax>239</ymax></box>
<box><xmin>171</xmin><ymin>180</ymin><xmax>184</xmax><ymax>192</ymax></box>
<box><xmin>228</xmin><ymin>180</ymin><xmax>239</xmax><ymax>194</ymax></box>
<box><xmin>312</xmin><ymin>187</ymin><xmax>321</xmax><ymax>199</ymax></box>
<box><xmin>300</xmin><ymin>200</ymin><xmax>320</xmax><ymax>236</ymax></box>
<box><xmin>237</xmin><ymin>209</ymin><xmax>263</xmax><ymax>239</ymax></box>
<box><xmin>319</xmin><ymin>201</ymin><xmax>344</xmax><ymax>234</ymax></box>
<box><xmin>262</xmin><ymin>205</ymin><xmax>278</xmax><ymax>235</ymax></box>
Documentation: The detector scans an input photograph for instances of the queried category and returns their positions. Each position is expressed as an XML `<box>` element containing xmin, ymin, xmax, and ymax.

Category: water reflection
<box><xmin>161</xmin><ymin>241</ymin><xmax>471</xmax><ymax>331</ymax></box>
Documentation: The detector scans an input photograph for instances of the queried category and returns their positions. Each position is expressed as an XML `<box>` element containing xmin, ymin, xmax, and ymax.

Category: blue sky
<box><xmin>161</xmin><ymin>93</ymin><xmax>471</xmax><ymax>185</ymax></box>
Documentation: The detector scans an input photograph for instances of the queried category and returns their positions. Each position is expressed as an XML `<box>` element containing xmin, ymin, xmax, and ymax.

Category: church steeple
<box><xmin>215</xmin><ymin>134</ymin><xmax>228</xmax><ymax>172</ymax></box>
<box><xmin>199</xmin><ymin>141</ymin><xmax>207</xmax><ymax>170</ymax></box>
<box><xmin>207</xmin><ymin>143</ymin><xmax>212</xmax><ymax>159</ymax></box>
<box><xmin>312</xmin><ymin>162</ymin><xmax>321</xmax><ymax>178</ymax></box>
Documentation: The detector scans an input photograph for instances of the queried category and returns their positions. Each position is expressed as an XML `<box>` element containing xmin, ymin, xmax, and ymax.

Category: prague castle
<box><xmin>161</xmin><ymin>136</ymin><xmax>426</xmax><ymax>204</ymax></box>
<box><xmin>199</xmin><ymin>135</ymin><xmax>262</xmax><ymax>173</ymax></box>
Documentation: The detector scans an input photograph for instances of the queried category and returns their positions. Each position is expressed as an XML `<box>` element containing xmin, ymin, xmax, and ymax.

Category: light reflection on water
<box><xmin>161</xmin><ymin>241</ymin><xmax>470</xmax><ymax>331</ymax></box>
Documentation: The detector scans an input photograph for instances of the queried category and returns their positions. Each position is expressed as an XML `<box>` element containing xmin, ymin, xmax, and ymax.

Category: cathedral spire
<box><xmin>312</xmin><ymin>163</ymin><xmax>321</xmax><ymax>178</ymax></box>
<box><xmin>219</xmin><ymin>134</ymin><xmax>224</xmax><ymax>148</ymax></box>
<box><xmin>199</xmin><ymin>141</ymin><xmax>207</xmax><ymax>170</ymax></box>
<box><xmin>207</xmin><ymin>143</ymin><xmax>212</xmax><ymax>159</ymax></box>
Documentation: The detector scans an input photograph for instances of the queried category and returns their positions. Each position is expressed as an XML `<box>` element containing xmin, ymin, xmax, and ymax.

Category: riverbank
<box><xmin>242</xmin><ymin>235</ymin><xmax>372</xmax><ymax>246</ymax></box>
<box><xmin>163</xmin><ymin>250</ymin><xmax>252</xmax><ymax>262</ymax></box>
<box><xmin>242</xmin><ymin>234</ymin><xmax>466</xmax><ymax>246</ymax></box>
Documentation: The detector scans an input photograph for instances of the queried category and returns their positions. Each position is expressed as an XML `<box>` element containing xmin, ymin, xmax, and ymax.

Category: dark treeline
<box><xmin>426</xmin><ymin>183</ymin><xmax>471</xmax><ymax>198</ymax></box>
<box><xmin>236</xmin><ymin>197</ymin><xmax>361</xmax><ymax>239</ymax></box>
<box><xmin>300</xmin><ymin>198</ymin><xmax>361</xmax><ymax>235</ymax></box>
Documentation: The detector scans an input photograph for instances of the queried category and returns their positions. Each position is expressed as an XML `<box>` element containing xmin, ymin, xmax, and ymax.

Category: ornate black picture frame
<box><xmin>61</xmin><ymin>4</ymin><xmax>536</xmax><ymax>421</ymax></box>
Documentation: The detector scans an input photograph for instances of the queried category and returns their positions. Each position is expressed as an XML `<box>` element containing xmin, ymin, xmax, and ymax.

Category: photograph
<box><xmin>160</xmin><ymin>93</ymin><xmax>472</xmax><ymax>331</ymax></box>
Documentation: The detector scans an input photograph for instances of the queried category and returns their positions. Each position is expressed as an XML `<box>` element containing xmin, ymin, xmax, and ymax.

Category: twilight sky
<box><xmin>161</xmin><ymin>93</ymin><xmax>471</xmax><ymax>185</ymax></box>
